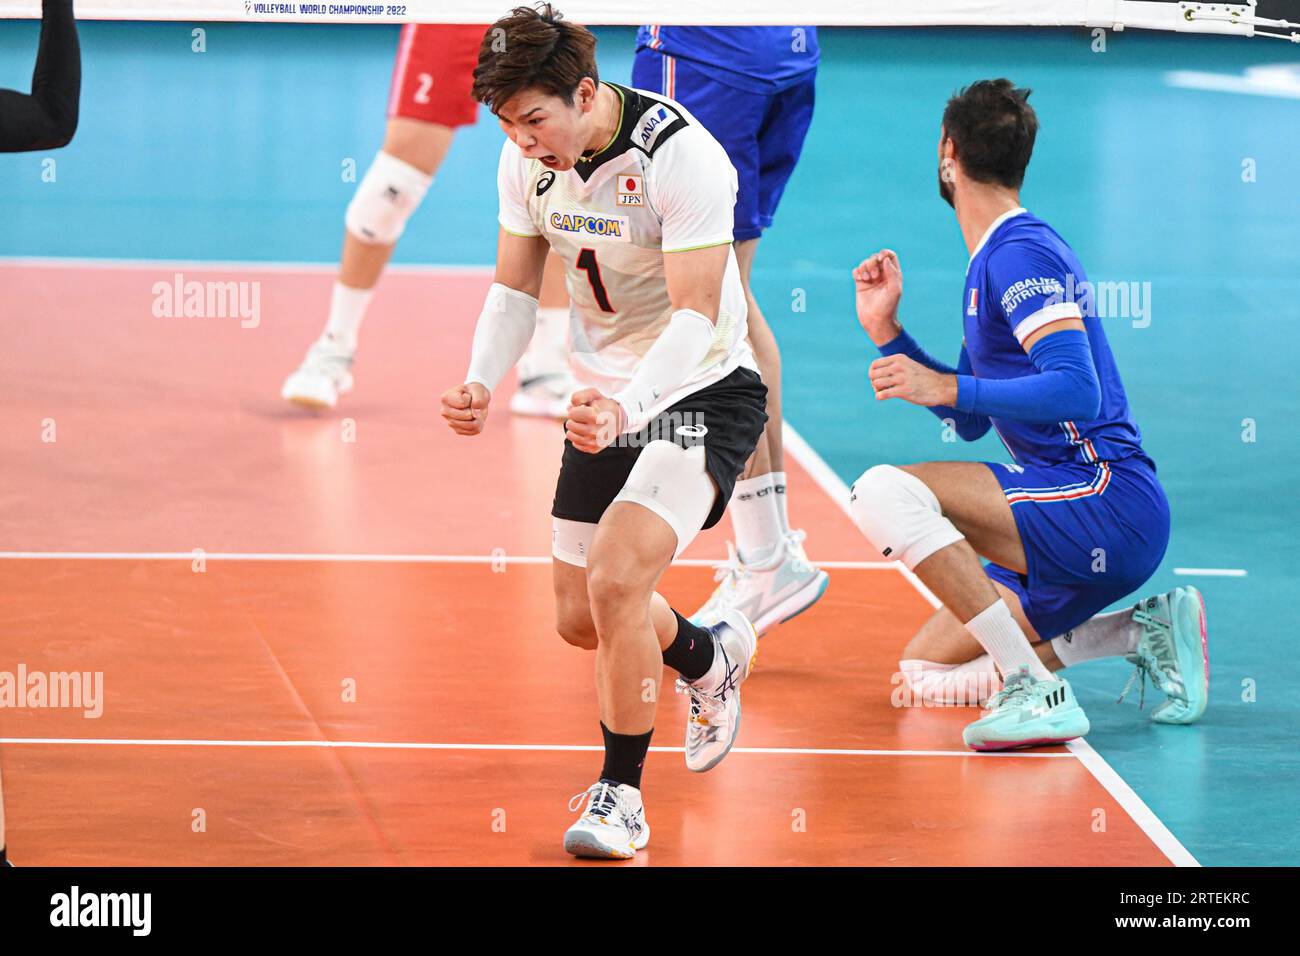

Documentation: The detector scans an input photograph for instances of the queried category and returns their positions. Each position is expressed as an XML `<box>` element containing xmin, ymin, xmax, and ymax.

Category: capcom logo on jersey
<box><xmin>549</xmin><ymin>211</ymin><xmax>631</xmax><ymax>242</ymax></box>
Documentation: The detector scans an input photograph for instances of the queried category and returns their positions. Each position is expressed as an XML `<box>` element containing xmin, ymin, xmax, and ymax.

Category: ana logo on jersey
<box><xmin>636</xmin><ymin>105</ymin><xmax>677</xmax><ymax>154</ymax></box>
<box><xmin>548</xmin><ymin>211</ymin><xmax>631</xmax><ymax>242</ymax></box>
<box><xmin>617</xmin><ymin>174</ymin><xmax>644</xmax><ymax>206</ymax></box>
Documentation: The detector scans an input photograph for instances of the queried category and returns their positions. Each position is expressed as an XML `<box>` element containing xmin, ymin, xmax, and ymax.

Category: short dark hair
<box><xmin>471</xmin><ymin>4</ymin><xmax>599</xmax><ymax>115</ymax></box>
<box><xmin>941</xmin><ymin>79</ymin><xmax>1038</xmax><ymax>189</ymax></box>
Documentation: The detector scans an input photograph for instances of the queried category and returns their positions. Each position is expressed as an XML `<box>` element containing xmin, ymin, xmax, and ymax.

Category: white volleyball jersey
<box><xmin>496</xmin><ymin>82</ymin><xmax>755</xmax><ymax>427</ymax></box>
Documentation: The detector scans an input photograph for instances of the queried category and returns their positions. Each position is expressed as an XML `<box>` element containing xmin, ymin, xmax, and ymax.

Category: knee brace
<box><xmin>344</xmin><ymin>150</ymin><xmax>433</xmax><ymax>245</ymax></box>
<box><xmin>849</xmin><ymin>465</ymin><xmax>964</xmax><ymax>569</ymax></box>
<box><xmin>613</xmin><ymin>440</ymin><xmax>715</xmax><ymax>558</ymax></box>
<box><xmin>552</xmin><ymin>517</ymin><xmax>595</xmax><ymax>568</ymax></box>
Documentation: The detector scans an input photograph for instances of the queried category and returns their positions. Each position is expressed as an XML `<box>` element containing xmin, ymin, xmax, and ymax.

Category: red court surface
<box><xmin>0</xmin><ymin>261</ymin><xmax>1190</xmax><ymax>865</ymax></box>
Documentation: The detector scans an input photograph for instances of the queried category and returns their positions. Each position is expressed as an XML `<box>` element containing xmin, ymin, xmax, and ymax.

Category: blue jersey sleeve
<box><xmin>878</xmin><ymin>331</ymin><xmax>991</xmax><ymax>441</ymax></box>
<box><xmin>983</xmin><ymin>242</ymin><xmax>1084</xmax><ymax>346</ymax></box>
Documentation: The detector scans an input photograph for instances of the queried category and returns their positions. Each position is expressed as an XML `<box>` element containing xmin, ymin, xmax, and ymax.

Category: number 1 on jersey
<box><xmin>577</xmin><ymin>247</ymin><xmax>616</xmax><ymax>313</ymax></box>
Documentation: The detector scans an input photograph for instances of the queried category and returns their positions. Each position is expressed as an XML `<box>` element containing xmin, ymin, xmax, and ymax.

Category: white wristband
<box><xmin>612</xmin><ymin>308</ymin><xmax>715</xmax><ymax>432</ymax></box>
<box><xmin>464</xmin><ymin>282</ymin><xmax>540</xmax><ymax>393</ymax></box>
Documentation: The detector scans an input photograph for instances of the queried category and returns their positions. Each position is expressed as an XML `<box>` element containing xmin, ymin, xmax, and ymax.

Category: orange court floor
<box><xmin>0</xmin><ymin>262</ymin><xmax>1190</xmax><ymax>865</ymax></box>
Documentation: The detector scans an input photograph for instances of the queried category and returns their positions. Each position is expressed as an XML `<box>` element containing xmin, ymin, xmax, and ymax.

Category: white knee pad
<box><xmin>552</xmin><ymin>517</ymin><xmax>595</xmax><ymax>568</ymax></box>
<box><xmin>344</xmin><ymin>150</ymin><xmax>433</xmax><ymax>245</ymax></box>
<box><xmin>612</xmin><ymin>440</ymin><xmax>715</xmax><ymax>558</ymax></box>
<box><xmin>849</xmin><ymin>464</ymin><xmax>964</xmax><ymax>569</ymax></box>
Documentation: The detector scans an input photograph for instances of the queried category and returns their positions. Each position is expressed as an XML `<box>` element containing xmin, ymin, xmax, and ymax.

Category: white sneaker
<box><xmin>509</xmin><ymin>370</ymin><xmax>576</xmax><ymax>419</ymax></box>
<box><xmin>563</xmin><ymin>780</ymin><xmax>650</xmax><ymax>860</ymax></box>
<box><xmin>690</xmin><ymin>530</ymin><xmax>829</xmax><ymax>637</ymax></box>
<box><xmin>281</xmin><ymin>337</ymin><xmax>354</xmax><ymax>409</ymax></box>
<box><xmin>962</xmin><ymin>667</ymin><xmax>1090</xmax><ymax>751</ymax></box>
<box><xmin>678</xmin><ymin>610</ymin><xmax>758</xmax><ymax>773</ymax></box>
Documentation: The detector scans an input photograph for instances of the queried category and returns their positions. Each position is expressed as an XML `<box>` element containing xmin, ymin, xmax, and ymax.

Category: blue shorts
<box><xmin>632</xmin><ymin>48</ymin><xmax>816</xmax><ymax>242</ymax></box>
<box><xmin>982</xmin><ymin>457</ymin><xmax>1170</xmax><ymax>640</ymax></box>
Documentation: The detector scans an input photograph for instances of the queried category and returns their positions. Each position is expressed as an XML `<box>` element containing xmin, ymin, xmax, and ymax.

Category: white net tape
<box><xmin>0</xmin><ymin>0</ymin><xmax>1290</xmax><ymax>40</ymax></box>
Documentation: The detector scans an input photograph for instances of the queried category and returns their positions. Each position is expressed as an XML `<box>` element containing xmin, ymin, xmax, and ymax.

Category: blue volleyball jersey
<box><xmin>964</xmin><ymin>209</ymin><xmax>1151</xmax><ymax>469</ymax></box>
<box><xmin>635</xmin><ymin>26</ymin><xmax>819</xmax><ymax>94</ymax></box>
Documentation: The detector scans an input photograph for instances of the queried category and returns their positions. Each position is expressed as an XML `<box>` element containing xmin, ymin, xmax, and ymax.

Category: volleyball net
<box><xmin>0</xmin><ymin>0</ymin><xmax>1298</xmax><ymax>41</ymax></box>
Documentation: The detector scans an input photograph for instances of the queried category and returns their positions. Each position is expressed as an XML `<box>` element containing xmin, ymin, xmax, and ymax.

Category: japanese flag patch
<box><xmin>617</xmin><ymin>173</ymin><xmax>644</xmax><ymax>206</ymax></box>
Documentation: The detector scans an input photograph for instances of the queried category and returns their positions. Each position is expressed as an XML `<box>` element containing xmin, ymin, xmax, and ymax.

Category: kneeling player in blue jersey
<box><xmin>849</xmin><ymin>80</ymin><xmax>1208</xmax><ymax>750</ymax></box>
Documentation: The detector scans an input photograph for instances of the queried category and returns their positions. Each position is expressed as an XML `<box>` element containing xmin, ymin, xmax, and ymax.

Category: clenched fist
<box><xmin>441</xmin><ymin>382</ymin><xmax>492</xmax><ymax>436</ymax></box>
<box><xmin>565</xmin><ymin>387</ymin><xmax>623</xmax><ymax>454</ymax></box>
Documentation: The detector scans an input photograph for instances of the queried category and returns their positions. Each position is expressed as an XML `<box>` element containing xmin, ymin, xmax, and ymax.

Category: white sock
<box><xmin>964</xmin><ymin>600</ymin><xmax>1053</xmax><ymax>681</ymax></box>
<box><xmin>770</xmin><ymin>470</ymin><xmax>790</xmax><ymax>533</ymax></box>
<box><xmin>1051</xmin><ymin>605</ymin><xmax>1141</xmax><ymax>668</ymax></box>
<box><xmin>322</xmin><ymin>281</ymin><xmax>373</xmax><ymax>352</ymax></box>
<box><xmin>729</xmin><ymin>474</ymin><xmax>783</xmax><ymax>566</ymax></box>
<box><xmin>900</xmin><ymin>655</ymin><xmax>1002</xmax><ymax>706</ymax></box>
<box><xmin>517</xmin><ymin>306</ymin><xmax>570</xmax><ymax>382</ymax></box>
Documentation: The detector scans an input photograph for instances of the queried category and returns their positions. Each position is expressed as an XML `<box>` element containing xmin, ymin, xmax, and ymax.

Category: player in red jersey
<box><xmin>282</xmin><ymin>23</ymin><xmax>574</xmax><ymax>415</ymax></box>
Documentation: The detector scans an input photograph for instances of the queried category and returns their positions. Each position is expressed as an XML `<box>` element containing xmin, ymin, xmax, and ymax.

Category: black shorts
<box><xmin>552</xmin><ymin>367</ymin><xmax>768</xmax><ymax>531</ymax></box>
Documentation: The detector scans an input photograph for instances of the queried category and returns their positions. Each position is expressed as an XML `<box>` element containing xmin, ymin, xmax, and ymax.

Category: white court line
<box><xmin>0</xmin><ymin>255</ymin><xmax>494</xmax><ymax>275</ymax></box>
<box><xmin>0</xmin><ymin>551</ymin><xmax>895</xmax><ymax>570</ymax></box>
<box><xmin>1066</xmin><ymin>739</ymin><xmax>1200</xmax><ymax>867</ymax></box>
<box><xmin>781</xmin><ymin>421</ymin><xmax>1201</xmax><ymax>867</ymax></box>
<box><xmin>0</xmin><ymin>737</ymin><xmax>1073</xmax><ymax>759</ymax></box>
<box><xmin>0</xmin><ymin>256</ymin><xmax>1200</xmax><ymax>860</ymax></box>
<box><xmin>1174</xmin><ymin>568</ymin><xmax>1247</xmax><ymax>578</ymax></box>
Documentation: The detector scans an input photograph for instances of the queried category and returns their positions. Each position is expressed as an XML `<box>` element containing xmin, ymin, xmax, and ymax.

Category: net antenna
<box><xmin>1177</xmin><ymin>0</ymin><xmax>1300</xmax><ymax>42</ymax></box>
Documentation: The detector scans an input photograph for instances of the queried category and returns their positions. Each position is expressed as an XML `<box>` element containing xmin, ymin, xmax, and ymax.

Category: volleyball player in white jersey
<box><xmin>440</xmin><ymin>6</ymin><xmax>767</xmax><ymax>859</ymax></box>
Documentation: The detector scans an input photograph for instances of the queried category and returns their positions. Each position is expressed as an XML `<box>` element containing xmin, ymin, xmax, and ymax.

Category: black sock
<box><xmin>662</xmin><ymin>611</ymin><xmax>716</xmax><ymax>682</ymax></box>
<box><xmin>599</xmin><ymin>722</ymin><xmax>653</xmax><ymax>790</ymax></box>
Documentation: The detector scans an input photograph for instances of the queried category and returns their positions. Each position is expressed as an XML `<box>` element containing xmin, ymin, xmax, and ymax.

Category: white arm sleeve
<box><xmin>612</xmin><ymin>308</ymin><xmax>715</xmax><ymax>432</ymax></box>
<box><xmin>652</xmin><ymin>131</ymin><xmax>739</xmax><ymax>253</ymax></box>
<box><xmin>496</xmin><ymin>140</ymin><xmax>540</xmax><ymax>238</ymax></box>
<box><xmin>465</xmin><ymin>282</ymin><xmax>540</xmax><ymax>393</ymax></box>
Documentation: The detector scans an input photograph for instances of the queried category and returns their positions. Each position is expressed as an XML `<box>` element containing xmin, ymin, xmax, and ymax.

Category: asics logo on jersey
<box><xmin>536</xmin><ymin>171</ymin><xmax>555</xmax><ymax>196</ymax></box>
<box><xmin>549</xmin><ymin>211</ymin><xmax>630</xmax><ymax>241</ymax></box>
